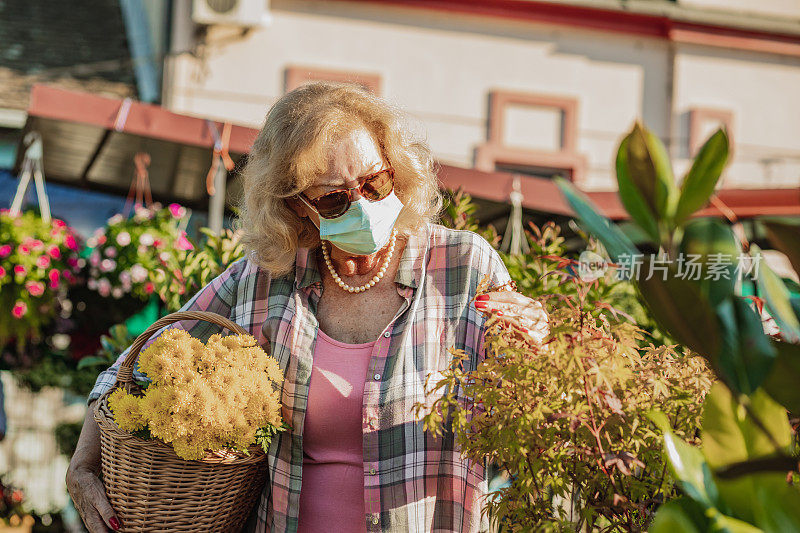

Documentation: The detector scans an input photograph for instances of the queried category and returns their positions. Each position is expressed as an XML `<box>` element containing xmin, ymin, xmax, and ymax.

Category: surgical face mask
<box><xmin>317</xmin><ymin>192</ymin><xmax>404</xmax><ymax>255</ymax></box>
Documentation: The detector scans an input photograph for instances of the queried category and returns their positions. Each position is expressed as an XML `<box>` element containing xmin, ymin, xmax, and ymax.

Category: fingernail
<box><xmin>476</xmin><ymin>295</ymin><xmax>490</xmax><ymax>301</ymax></box>
<box><xmin>496</xmin><ymin>311</ymin><xmax>503</xmax><ymax>316</ymax></box>
<box><xmin>110</xmin><ymin>517</ymin><xmax>120</xmax><ymax>531</ymax></box>
<box><xmin>475</xmin><ymin>302</ymin><xmax>487</xmax><ymax>310</ymax></box>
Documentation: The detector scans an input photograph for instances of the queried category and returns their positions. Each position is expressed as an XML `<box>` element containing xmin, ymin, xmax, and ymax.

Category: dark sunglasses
<box><xmin>298</xmin><ymin>167</ymin><xmax>395</xmax><ymax>219</ymax></box>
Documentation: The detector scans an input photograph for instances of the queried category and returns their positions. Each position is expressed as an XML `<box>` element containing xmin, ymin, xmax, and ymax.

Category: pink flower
<box><xmin>116</xmin><ymin>232</ymin><xmax>131</xmax><ymax>246</ymax></box>
<box><xmin>14</xmin><ymin>265</ymin><xmax>26</xmax><ymax>276</ymax></box>
<box><xmin>97</xmin><ymin>278</ymin><xmax>111</xmax><ymax>297</ymax></box>
<box><xmin>64</xmin><ymin>235</ymin><xmax>78</xmax><ymax>250</ymax></box>
<box><xmin>104</xmin><ymin>247</ymin><xmax>117</xmax><ymax>258</ymax></box>
<box><xmin>144</xmin><ymin>282</ymin><xmax>155</xmax><ymax>294</ymax></box>
<box><xmin>62</xmin><ymin>270</ymin><xmax>75</xmax><ymax>283</ymax></box>
<box><xmin>36</xmin><ymin>255</ymin><xmax>51</xmax><ymax>269</ymax></box>
<box><xmin>26</xmin><ymin>281</ymin><xmax>45</xmax><ymax>296</ymax></box>
<box><xmin>89</xmin><ymin>251</ymin><xmax>100</xmax><ymax>267</ymax></box>
<box><xmin>67</xmin><ymin>257</ymin><xmax>79</xmax><ymax>268</ymax></box>
<box><xmin>0</xmin><ymin>245</ymin><xmax>11</xmax><ymax>257</ymax></box>
<box><xmin>30</xmin><ymin>239</ymin><xmax>44</xmax><ymax>250</ymax></box>
<box><xmin>53</xmin><ymin>219</ymin><xmax>66</xmax><ymax>228</ymax></box>
<box><xmin>176</xmin><ymin>231</ymin><xmax>194</xmax><ymax>251</ymax></box>
<box><xmin>18</xmin><ymin>244</ymin><xmax>30</xmax><ymax>255</ymax></box>
<box><xmin>0</xmin><ymin>266</ymin><xmax>6</xmax><ymax>278</ymax></box>
<box><xmin>97</xmin><ymin>235</ymin><xmax>107</xmax><ymax>245</ymax></box>
<box><xmin>168</xmin><ymin>203</ymin><xmax>186</xmax><ymax>218</ymax></box>
<box><xmin>100</xmin><ymin>258</ymin><xmax>116</xmax><ymax>272</ymax></box>
<box><xmin>48</xmin><ymin>245</ymin><xmax>61</xmax><ymax>259</ymax></box>
<box><xmin>12</xmin><ymin>301</ymin><xmax>27</xmax><ymax>319</ymax></box>
<box><xmin>48</xmin><ymin>269</ymin><xmax>60</xmax><ymax>289</ymax></box>
<box><xmin>153</xmin><ymin>238</ymin><xmax>163</xmax><ymax>248</ymax></box>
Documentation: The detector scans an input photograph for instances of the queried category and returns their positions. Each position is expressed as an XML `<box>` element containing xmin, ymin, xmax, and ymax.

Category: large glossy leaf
<box><xmin>649</xmin><ymin>497</ymin><xmax>708</xmax><ymax>533</ymax></box>
<box><xmin>624</xmin><ymin>123</ymin><xmax>678</xmax><ymax>220</ymax></box>
<box><xmin>615</xmin><ymin>133</ymin><xmax>661</xmax><ymax>243</ymax></box>
<box><xmin>716</xmin><ymin>297</ymin><xmax>778</xmax><ymax>394</ymax></box>
<box><xmin>650</xmin><ymin>411</ymin><xmax>719</xmax><ymax>506</ymax></box>
<box><xmin>753</xmin><ymin>477</ymin><xmax>800</xmax><ymax>533</ymax></box>
<box><xmin>637</xmin><ymin>259</ymin><xmax>720</xmax><ymax>361</ymax></box>
<box><xmin>702</xmin><ymin>382</ymin><xmax>791</xmax><ymax>470</ymax></box>
<box><xmin>763</xmin><ymin>221</ymin><xmax>800</xmax><ymax>277</ymax></box>
<box><xmin>674</xmin><ymin>129</ymin><xmax>730</xmax><ymax>226</ymax></box>
<box><xmin>555</xmin><ymin>177</ymin><xmax>637</xmax><ymax>262</ymax></box>
<box><xmin>679</xmin><ymin>218</ymin><xmax>740</xmax><ymax>307</ymax></box>
<box><xmin>753</xmin><ymin>245</ymin><xmax>800</xmax><ymax>343</ymax></box>
<box><xmin>762</xmin><ymin>340</ymin><xmax>800</xmax><ymax>414</ymax></box>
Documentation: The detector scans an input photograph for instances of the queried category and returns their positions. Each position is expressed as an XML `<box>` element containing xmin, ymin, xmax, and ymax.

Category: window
<box><xmin>476</xmin><ymin>90</ymin><xmax>585</xmax><ymax>182</ymax></box>
<box><xmin>689</xmin><ymin>107</ymin><xmax>734</xmax><ymax>156</ymax></box>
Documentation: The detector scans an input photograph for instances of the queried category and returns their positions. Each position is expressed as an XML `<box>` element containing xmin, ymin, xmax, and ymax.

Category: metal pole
<box><xmin>208</xmin><ymin>159</ymin><xmax>227</xmax><ymax>234</ymax></box>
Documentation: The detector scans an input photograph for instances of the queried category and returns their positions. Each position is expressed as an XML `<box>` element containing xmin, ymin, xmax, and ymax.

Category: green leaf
<box><xmin>762</xmin><ymin>340</ymin><xmax>800</xmax><ymax>414</ymax></box>
<box><xmin>650</xmin><ymin>497</ymin><xmax>709</xmax><ymax>533</ymax></box>
<box><xmin>76</xmin><ymin>356</ymin><xmax>112</xmax><ymax>370</ymax></box>
<box><xmin>716</xmin><ymin>297</ymin><xmax>778</xmax><ymax>394</ymax></box>
<box><xmin>661</xmin><ymin>420</ymin><xmax>719</xmax><ymax>506</ymax></box>
<box><xmin>716</xmin><ymin>515</ymin><xmax>768</xmax><ymax>533</ymax></box>
<box><xmin>679</xmin><ymin>217</ymin><xmax>740</xmax><ymax>307</ymax></box>
<box><xmin>762</xmin><ymin>221</ymin><xmax>800</xmax><ymax>278</ymax></box>
<box><xmin>624</xmin><ymin>123</ymin><xmax>677</xmax><ymax>220</ymax></box>
<box><xmin>615</xmin><ymin>134</ymin><xmax>660</xmax><ymax>243</ymax></box>
<box><xmin>753</xmin><ymin>476</ymin><xmax>800</xmax><ymax>533</ymax></box>
<box><xmin>555</xmin><ymin>177</ymin><xmax>637</xmax><ymax>262</ymax></box>
<box><xmin>674</xmin><ymin>129</ymin><xmax>730</xmax><ymax>226</ymax></box>
<box><xmin>753</xmin><ymin>245</ymin><xmax>800</xmax><ymax>343</ymax></box>
<box><xmin>637</xmin><ymin>259</ymin><xmax>720</xmax><ymax>360</ymax></box>
<box><xmin>702</xmin><ymin>382</ymin><xmax>791</xmax><ymax>470</ymax></box>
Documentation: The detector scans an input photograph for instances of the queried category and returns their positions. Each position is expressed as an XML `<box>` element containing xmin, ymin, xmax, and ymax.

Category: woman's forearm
<box><xmin>70</xmin><ymin>400</ymin><xmax>103</xmax><ymax>476</ymax></box>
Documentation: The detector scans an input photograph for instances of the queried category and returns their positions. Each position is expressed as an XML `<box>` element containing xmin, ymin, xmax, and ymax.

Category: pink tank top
<box><xmin>297</xmin><ymin>328</ymin><xmax>375</xmax><ymax>533</ymax></box>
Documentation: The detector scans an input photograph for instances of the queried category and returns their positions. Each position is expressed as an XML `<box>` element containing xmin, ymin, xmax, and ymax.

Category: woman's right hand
<box><xmin>66</xmin><ymin>400</ymin><xmax>121</xmax><ymax>532</ymax></box>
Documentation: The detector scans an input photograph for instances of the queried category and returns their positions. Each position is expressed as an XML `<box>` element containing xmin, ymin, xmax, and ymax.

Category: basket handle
<box><xmin>113</xmin><ymin>310</ymin><xmax>251</xmax><ymax>388</ymax></box>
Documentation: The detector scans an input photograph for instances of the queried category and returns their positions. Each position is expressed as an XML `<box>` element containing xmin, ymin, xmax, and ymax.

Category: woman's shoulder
<box><xmin>425</xmin><ymin>223</ymin><xmax>499</xmax><ymax>257</ymax></box>
<box><xmin>416</xmin><ymin>223</ymin><xmax>511</xmax><ymax>290</ymax></box>
<box><xmin>423</xmin><ymin>223</ymin><xmax>506</xmax><ymax>272</ymax></box>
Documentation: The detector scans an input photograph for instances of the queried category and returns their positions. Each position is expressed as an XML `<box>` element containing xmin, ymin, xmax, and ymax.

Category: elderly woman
<box><xmin>66</xmin><ymin>83</ymin><xmax>548</xmax><ymax>533</ymax></box>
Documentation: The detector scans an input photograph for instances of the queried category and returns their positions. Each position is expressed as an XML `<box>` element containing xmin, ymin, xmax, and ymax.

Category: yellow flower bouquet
<box><xmin>107</xmin><ymin>328</ymin><xmax>285</xmax><ymax>460</ymax></box>
<box><xmin>93</xmin><ymin>311</ymin><xmax>284</xmax><ymax>532</ymax></box>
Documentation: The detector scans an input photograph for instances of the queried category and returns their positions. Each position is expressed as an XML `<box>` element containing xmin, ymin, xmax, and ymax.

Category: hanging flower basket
<box><xmin>0</xmin><ymin>209</ymin><xmax>82</xmax><ymax>352</ymax></box>
<box><xmin>85</xmin><ymin>203</ymin><xmax>192</xmax><ymax>302</ymax></box>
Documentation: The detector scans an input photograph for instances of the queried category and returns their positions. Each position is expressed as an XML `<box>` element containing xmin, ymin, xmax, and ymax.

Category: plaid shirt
<box><xmin>88</xmin><ymin>223</ymin><xmax>510</xmax><ymax>533</ymax></box>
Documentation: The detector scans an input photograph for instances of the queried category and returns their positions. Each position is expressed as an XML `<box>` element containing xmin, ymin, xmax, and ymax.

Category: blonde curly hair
<box><xmin>236</xmin><ymin>82</ymin><xmax>442</xmax><ymax>276</ymax></box>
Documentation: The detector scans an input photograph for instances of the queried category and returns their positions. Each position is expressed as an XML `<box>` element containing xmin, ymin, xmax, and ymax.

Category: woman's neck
<box><xmin>320</xmin><ymin>236</ymin><xmax>405</xmax><ymax>282</ymax></box>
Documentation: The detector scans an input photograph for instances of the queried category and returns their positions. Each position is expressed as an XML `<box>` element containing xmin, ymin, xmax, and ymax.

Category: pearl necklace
<box><xmin>322</xmin><ymin>230</ymin><xmax>397</xmax><ymax>293</ymax></box>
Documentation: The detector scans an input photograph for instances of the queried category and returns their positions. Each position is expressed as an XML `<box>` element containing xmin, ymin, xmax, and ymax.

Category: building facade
<box><xmin>161</xmin><ymin>0</ymin><xmax>800</xmax><ymax>205</ymax></box>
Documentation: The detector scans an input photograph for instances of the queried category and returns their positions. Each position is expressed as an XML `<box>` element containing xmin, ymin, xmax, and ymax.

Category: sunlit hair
<box><xmin>236</xmin><ymin>82</ymin><xmax>443</xmax><ymax>276</ymax></box>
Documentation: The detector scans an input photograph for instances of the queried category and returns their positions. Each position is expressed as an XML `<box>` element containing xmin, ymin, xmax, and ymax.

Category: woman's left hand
<box><xmin>475</xmin><ymin>291</ymin><xmax>549</xmax><ymax>345</ymax></box>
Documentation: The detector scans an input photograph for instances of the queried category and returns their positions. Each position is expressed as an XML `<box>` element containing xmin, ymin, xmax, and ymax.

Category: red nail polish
<box><xmin>475</xmin><ymin>302</ymin><xmax>487</xmax><ymax>309</ymax></box>
<box><xmin>110</xmin><ymin>517</ymin><xmax>121</xmax><ymax>531</ymax></box>
<box><xmin>496</xmin><ymin>311</ymin><xmax>503</xmax><ymax>316</ymax></box>
<box><xmin>476</xmin><ymin>295</ymin><xmax>490</xmax><ymax>301</ymax></box>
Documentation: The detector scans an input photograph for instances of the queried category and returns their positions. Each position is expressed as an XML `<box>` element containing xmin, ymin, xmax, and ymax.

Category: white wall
<box><xmin>679</xmin><ymin>0</ymin><xmax>800</xmax><ymax>20</ymax></box>
<box><xmin>163</xmin><ymin>0</ymin><xmax>800</xmax><ymax>193</ymax></box>
<box><xmin>673</xmin><ymin>44</ymin><xmax>800</xmax><ymax>188</ymax></box>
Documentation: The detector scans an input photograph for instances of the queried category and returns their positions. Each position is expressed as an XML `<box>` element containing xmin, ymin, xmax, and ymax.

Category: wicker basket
<box><xmin>93</xmin><ymin>311</ymin><xmax>270</xmax><ymax>532</ymax></box>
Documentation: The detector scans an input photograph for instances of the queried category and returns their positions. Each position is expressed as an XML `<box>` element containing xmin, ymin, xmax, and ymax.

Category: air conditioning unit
<box><xmin>192</xmin><ymin>0</ymin><xmax>271</xmax><ymax>27</ymax></box>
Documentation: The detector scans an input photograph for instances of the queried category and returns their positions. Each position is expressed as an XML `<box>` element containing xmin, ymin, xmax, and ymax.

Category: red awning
<box><xmin>439</xmin><ymin>164</ymin><xmax>800</xmax><ymax>220</ymax></box>
<box><xmin>16</xmin><ymin>84</ymin><xmax>257</xmax><ymax>209</ymax></box>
